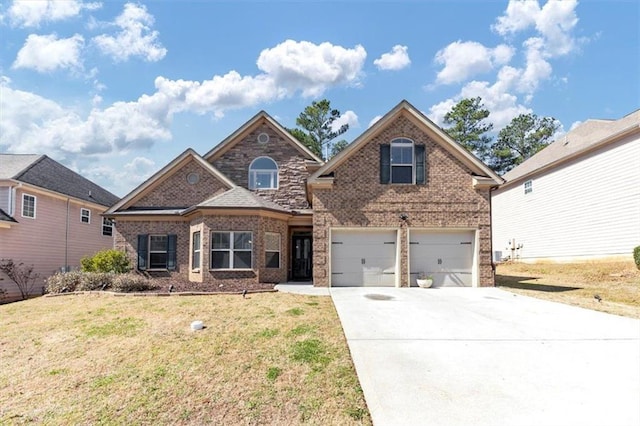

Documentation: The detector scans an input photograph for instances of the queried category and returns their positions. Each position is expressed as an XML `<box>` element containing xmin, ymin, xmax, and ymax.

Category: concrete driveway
<box><xmin>330</xmin><ymin>287</ymin><xmax>640</xmax><ymax>426</ymax></box>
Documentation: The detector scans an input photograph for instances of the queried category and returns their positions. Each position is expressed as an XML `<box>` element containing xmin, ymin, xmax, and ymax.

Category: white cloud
<box><xmin>493</xmin><ymin>0</ymin><xmax>579</xmax><ymax>58</ymax></box>
<box><xmin>0</xmin><ymin>39</ymin><xmax>368</xmax><ymax>165</ymax></box>
<box><xmin>374</xmin><ymin>45</ymin><xmax>411</xmax><ymax>71</ymax></box>
<box><xmin>93</xmin><ymin>3</ymin><xmax>166</xmax><ymax>62</ymax></box>
<box><xmin>6</xmin><ymin>0</ymin><xmax>101</xmax><ymax>27</ymax></box>
<box><xmin>331</xmin><ymin>110</ymin><xmax>359</xmax><ymax>132</ymax></box>
<box><xmin>256</xmin><ymin>39</ymin><xmax>366</xmax><ymax>97</ymax></box>
<box><xmin>434</xmin><ymin>41</ymin><xmax>514</xmax><ymax>84</ymax></box>
<box><xmin>12</xmin><ymin>33</ymin><xmax>84</xmax><ymax>73</ymax></box>
<box><xmin>368</xmin><ymin>115</ymin><xmax>383</xmax><ymax>128</ymax></box>
<box><xmin>81</xmin><ymin>157</ymin><xmax>157</xmax><ymax>196</ymax></box>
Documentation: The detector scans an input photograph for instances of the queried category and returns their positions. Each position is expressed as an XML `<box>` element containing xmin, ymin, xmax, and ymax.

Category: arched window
<box><xmin>379</xmin><ymin>138</ymin><xmax>425</xmax><ymax>184</ymax></box>
<box><xmin>249</xmin><ymin>157</ymin><xmax>278</xmax><ymax>189</ymax></box>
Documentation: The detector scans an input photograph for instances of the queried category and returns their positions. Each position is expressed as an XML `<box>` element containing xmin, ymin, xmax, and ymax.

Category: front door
<box><xmin>292</xmin><ymin>235</ymin><xmax>312</xmax><ymax>281</ymax></box>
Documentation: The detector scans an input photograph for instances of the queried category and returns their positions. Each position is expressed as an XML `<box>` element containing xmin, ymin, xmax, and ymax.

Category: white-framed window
<box><xmin>524</xmin><ymin>180</ymin><xmax>533</xmax><ymax>195</ymax></box>
<box><xmin>149</xmin><ymin>235</ymin><xmax>169</xmax><ymax>269</ymax></box>
<box><xmin>248</xmin><ymin>157</ymin><xmax>278</xmax><ymax>190</ymax></box>
<box><xmin>22</xmin><ymin>194</ymin><xmax>36</xmax><ymax>218</ymax></box>
<box><xmin>391</xmin><ymin>138</ymin><xmax>414</xmax><ymax>184</ymax></box>
<box><xmin>81</xmin><ymin>208</ymin><xmax>91</xmax><ymax>223</ymax></box>
<box><xmin>192</xmin><ymin>231</ymin><xmax>201</xmax><ymax>270</ymax></box>
<box><xmin>211</xmin><ymin>231</ymin><xmax>252</xmax><ymax>269</ymax></box>
<box><xmin>102</xmin><ymin>218</ymin><xmax>114</xmax><ymax>236</ymax></box>
<box><xmin>265</xmin><ymin>232</ymin><xmax>281</xmax><ymax>268</ymax></box>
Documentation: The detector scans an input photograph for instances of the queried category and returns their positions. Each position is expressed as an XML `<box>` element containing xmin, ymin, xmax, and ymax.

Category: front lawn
<box><xmin>496</xmin><ymin>261</ymin><xmax>640</xmax><ymax>318</ymax></box>
<box><xmin>0</xmin><ymin>293</ymin><xmax>370</xmax><ymax>425</ymax></box>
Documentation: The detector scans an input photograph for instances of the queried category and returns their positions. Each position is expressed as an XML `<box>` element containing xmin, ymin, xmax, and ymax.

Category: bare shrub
<box><xmin>111</xmin><ymin>273</ymin><xmax>157</xmax><ymax>292</ymax></box>
<box><xmin>0</xmin><ymin>259</ymin><xmax>40</xmax><ymax>300</ymax></box>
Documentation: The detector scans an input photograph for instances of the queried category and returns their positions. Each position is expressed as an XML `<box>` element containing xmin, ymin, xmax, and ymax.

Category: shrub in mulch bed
<box><xmin>46</xmin><ymin>271</ymin><xmax>157</xmax><ymax>294</ymax></box>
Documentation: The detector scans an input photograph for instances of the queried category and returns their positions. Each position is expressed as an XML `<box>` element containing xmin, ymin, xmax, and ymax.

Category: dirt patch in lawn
<box><xmin>0</xmin><ymin>293</ymin><xmax>371</xmax><ymax>425</ymax></box>
<box><xmin>496</xmin><ymin>261</ymin><xmax>640</xmax><ymax>318</ymax></box>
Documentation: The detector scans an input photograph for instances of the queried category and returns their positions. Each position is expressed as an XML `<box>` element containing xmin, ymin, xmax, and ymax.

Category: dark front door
<box><xmin>292</xmin><ymin>235</ymin><xmax>312</xmax><ymax>281</ymax></box>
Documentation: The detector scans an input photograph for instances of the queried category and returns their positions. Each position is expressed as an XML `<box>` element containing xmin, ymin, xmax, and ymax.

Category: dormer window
<box><xmin>249</xmin><ymin>157</ymin><xmax>278</xmax><ymax>190</ymax></box>
<box><xmin>380</xmin><ymin>138</ymin><xmax>426</xmax><ymax>184</ymax></box>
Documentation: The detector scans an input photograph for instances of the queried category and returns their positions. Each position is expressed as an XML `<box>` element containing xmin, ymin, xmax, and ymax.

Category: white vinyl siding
<box><xmin>492</xmin><ymin>134</ymin><xmax>640</xmax><ymax>261</ymax></box>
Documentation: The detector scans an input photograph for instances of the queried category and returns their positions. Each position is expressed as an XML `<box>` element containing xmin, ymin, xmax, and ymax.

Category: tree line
<box><xmin>288</xmin><ymin>97</ymin><xmax>559</xmax><ymax>175</ymax></box>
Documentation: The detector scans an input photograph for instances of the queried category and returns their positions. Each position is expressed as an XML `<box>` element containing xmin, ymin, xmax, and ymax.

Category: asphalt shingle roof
<box><xmin>196</xmin><ymin>187</ymin><xmax>291</xmax><ymax>213</ymax></box>
<box><xmin>0</xmin><ymin>208</ymin><xmax>17</xmax><ymax>223</ymax></box>
<box><xmin>0</xmin><ymin>154</ymin><xmax>120</xmax><ymax>207</ymax></box>
<box><xmin>502</xmin><ymin>109</ymin><xmax>640</xmax><ymax>183</ymax></box>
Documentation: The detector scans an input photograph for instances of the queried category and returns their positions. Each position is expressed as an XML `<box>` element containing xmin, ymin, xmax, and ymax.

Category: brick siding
<box><xmin>312</xmin><ymin>115</ymin><xmax>494</xmax><ymax>287</ymax></box>
<box><xmin>133</xmin><ymin>159</ymin><xmax>228</xmax><ymax>208</ymax></box>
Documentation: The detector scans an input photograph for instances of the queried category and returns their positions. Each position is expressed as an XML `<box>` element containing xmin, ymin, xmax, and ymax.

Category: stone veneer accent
<box><xmin>312</xmin><ymin>115</ymin><xmax>494</xmax><ymax>287</ymax></box>
<box><xmin>210</xmin><ymin>123</ymin><xmax>317</xmax><ymax>210</ymax></box>
<box><xmin>133</xmin><ymin>159</ymin><xmax>228</xmax><ymax>208</ymax></box>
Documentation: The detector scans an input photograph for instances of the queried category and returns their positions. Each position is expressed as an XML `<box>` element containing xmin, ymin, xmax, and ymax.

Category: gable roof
<box><xmin>501</xmin><ymin>109</ymin><xmax>640</xmax><ymax>186</ymax></box>
<box><xmin>106</xmin><ymin>148</ymin><xmax>235</xmax><ymax>214</ymax></box>
<box><xmin>308</xmin><ymin>100</ymin><xmax>503</xmax><ymax>184</ymax></box>
<box><xmin>0</xmin><ymin>154</ymin><xmax>119</xmax><ymax>207</ymax></box>
<box><xmin>203</xmin><ymin>110</ymin><xmax>324</xmax><ymax>163</ymax></box>
<box><xmin>186</xmin><ymin>186</ymin><xmax>291</xmax><ymax>214</ymax></box>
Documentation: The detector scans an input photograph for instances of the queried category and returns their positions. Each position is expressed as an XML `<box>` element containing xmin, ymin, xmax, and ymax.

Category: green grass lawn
<box><xmin>0</xmin><ymin>293</ymin><xmax>371</xmax><ymax>425</ymax></box>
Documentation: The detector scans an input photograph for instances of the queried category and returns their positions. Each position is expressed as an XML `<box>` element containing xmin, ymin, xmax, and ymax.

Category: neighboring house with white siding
<box><xmin>0</xmin><ymin>154</ymin><xmax>119</xmax><ymax>302</ymax></box>
<box><xmin>492</xmin><ymin>110</ymin><xmax>640</xmax><ymax>263</ymax></box>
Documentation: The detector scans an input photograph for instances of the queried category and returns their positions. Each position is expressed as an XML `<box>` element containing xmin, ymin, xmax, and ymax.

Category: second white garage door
<box><xmin>331</xmin><ymin>230</ymin><xmax>398</xmax><ymax>287</ymax></box>
<box><xmin>409</xmin><ymin>230</ymin><xmax>475</xmax><ymax>287</ymax></box>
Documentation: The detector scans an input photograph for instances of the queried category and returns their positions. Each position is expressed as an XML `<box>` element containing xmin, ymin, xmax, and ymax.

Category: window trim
<box><xmin>148</xmin><ymin>234</ymin><xmax>169</xmax><ymax>270</ymax></box>
<box><xmin>248</xmin><ymin>156</ymin><xmax>279</xmax><ymax>190</ymax></box>
<box><xmin>191</xmin><ymin>231</ymin><xmax>201</xmax><ymax>271</ymax></box>
<box><xmin>21</xmin><ymin>193</ymin><xmax>36</xmax><ymax>219</ymax></box>
<box><xmin>210</xmin><ymin>231</ymin><xmax>253</xmax><ymax>270</ymax></box>
<box><xmin>81</xmin><ymin>208</ymin><xmax>91</xmax><ymax>224</ymax></box>
<box><xmin>102</xmin><ymin>217</ymin><xmax>114</xmax><ymax>236</ymax></box>
<box><xmin>264</xmin><ymin>232</ymin><xmax>281</xmax><ymax>269</ymax></box>
<box><xmin>524</xmin><ymin>180</ymin><xmax>533</xmax><ymax>195</ymax></box>
<box><xmin>390</xmin><ymin>138</ymin><xmax>415</xmax><ymax>184</ymax></box>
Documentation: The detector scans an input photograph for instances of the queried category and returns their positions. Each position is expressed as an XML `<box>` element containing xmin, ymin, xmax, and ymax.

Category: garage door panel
<box><xmin>331</xmin><ymin>230</ymin><xmax>397</xmax><ymax>287</ymax></box>
<box><xmin>410</xmin><ymin>231</ymin><xmax>474</xmax><ymax>287</ymax></box>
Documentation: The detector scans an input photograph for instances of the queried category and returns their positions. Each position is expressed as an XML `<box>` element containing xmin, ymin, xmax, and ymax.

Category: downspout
<box><xmin>65</xmin><ymin>198</ymin><xmax>70</xmax><ymax>271</ymax></box>
<box><xmin>489</xmin><ymin>186</ymin><xmax>496</xmax><ymax>286</ymax></box>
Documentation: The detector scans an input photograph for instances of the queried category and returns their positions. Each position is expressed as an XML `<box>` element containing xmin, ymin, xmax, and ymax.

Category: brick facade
<box><xmin>312</xmin><ymin>115</ymin><xmax>494</xmax><ymax>287</ymax></box>
<box><xmin>210</xmin><ymin>123</ymin><xmax>313</xmax><ymax>210</ymax></box>
<box><xmin>114</xmin><ymin>213</ymin><xmax>288</xmax><ymax>288</ymax></box>
<box><xmin>133</xmin><ymin>159</ymin><xmax>228</xmax><ymax>208</ymax></box>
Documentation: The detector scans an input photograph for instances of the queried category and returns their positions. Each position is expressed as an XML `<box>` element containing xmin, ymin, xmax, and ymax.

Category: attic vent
<box><xmin>186</xmin><ymin>172</ymin><xmax>200</xmax><ymax>185</ymax></box>
<box><xmin>257</xmin><ymin>133</ymin><xmax>270</xmax><ymax>144</ymax></box>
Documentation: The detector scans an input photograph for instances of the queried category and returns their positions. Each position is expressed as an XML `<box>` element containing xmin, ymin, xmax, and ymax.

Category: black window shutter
<box><xmin>167</xmin><ymin>234</ymin><xmax>177</xmax><ymax>271</ymax></box>
<box><xmin>415</xmin><ymin>144</ymin><xmax>426</xmax><ymax>184</ymax></box>
<box><xmin>137</xmin><ymin>234</ymin><xmax>148</xmax><ymax>271</ymax></box>
<box><xmin>380</xmin><ymin>144</ymin><xmax>390</xmax><ymax>184</ymax></box>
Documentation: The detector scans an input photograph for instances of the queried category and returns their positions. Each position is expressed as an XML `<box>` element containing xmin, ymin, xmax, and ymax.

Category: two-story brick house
<box><xmin>106</xmin><ymin>101</ymin><xmax>502</xmax><ymax>288</ymax></box>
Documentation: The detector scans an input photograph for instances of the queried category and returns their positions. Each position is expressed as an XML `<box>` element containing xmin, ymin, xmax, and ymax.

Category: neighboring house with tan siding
<box><xmin>0</xmin><ymin>155</ymin><xmax>119</xmax><ymax>302</ymax></box>
<box><xmin>106</xmin><ymin>101</ymin><xmax>502</xmax><ymax>289</ymax></box>
<box><xmin>492</xmin><ymin>109</ymin><xmax>640</xmax><ymax>263</ymax></box>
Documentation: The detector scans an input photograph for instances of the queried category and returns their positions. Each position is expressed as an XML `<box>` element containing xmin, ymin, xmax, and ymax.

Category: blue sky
<box><xmin>1</xmin><ymin>0</ymin><xmax>638</xmax><ymax>197</ymax></box>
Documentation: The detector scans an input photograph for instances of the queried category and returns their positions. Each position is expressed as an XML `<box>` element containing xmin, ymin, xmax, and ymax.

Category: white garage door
<box><xmin>331</xmin><ymin>230</ymin><xmax>397</xmax><ymax>287</ymax></box>
<box><xmin>409</xmin><ymin>230</ymin><xmax>475</xmax><ymax>287</ymax></box>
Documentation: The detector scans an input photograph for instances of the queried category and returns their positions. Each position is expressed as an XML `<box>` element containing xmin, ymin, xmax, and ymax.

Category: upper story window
<box><xmin>524</xmin><ymin>180</ymin><xmax>533</xmax><ymax>195</ymax></box>
<box><xmin>380</xmin><ymin>138</ymin><xmax>426</xmax><ymax>185</ymax></box>
<box><xmin>81</xmin><ymin>208</ymin><xmax>91</xmax><ymax>223</ymax></box>
<box><xmin>249</xmin><ymin>157</ymin><xmax>278</xmax><ymax>190</ymax></box>
<box><xmin>22</xmin><ymin>194</ymin><xmax>36</xmax><ymax>218</ymax></box>
<box><xmin>102</xmin><ymin>218</ymin><xmax>114</xmax><ymax>236</ymax></box>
